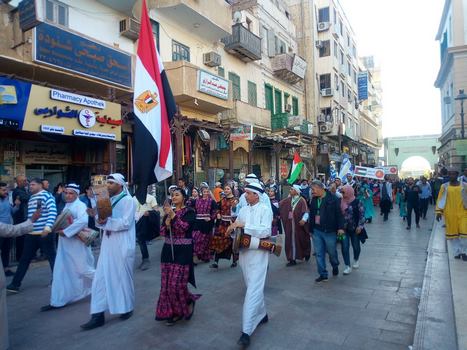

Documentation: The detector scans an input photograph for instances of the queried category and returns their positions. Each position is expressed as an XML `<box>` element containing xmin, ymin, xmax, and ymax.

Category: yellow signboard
<box><xmin>22</xmin><ymin>84</ymin><xmax>122</xmax><ymax>141</ymax></box>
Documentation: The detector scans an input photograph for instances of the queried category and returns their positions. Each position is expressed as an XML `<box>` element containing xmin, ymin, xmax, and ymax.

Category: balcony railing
<box><xmin>271</xmin><ymin>113</ymin><xmax>312</xmax><ymax>134</ymax></box>
<box><xmin>271</xmin><ymin>53</ymin><xmax>307</xmax><ymax>84</ymax></box>
<box><xmin>221</xmin><ymin>100</ymin><xmax>271</xmax><ymax>130</ymax></box>
<box><xmin>221</xmin><ymin>23</ymin><xmax>262</xmax><ymax>62</ymax></box>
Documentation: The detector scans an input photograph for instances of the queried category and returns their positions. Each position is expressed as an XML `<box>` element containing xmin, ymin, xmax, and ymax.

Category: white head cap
<box><xmin>107</xmin><ymin>173</ymin><xmax>126</xmax><ymax>186</ymax></box>
<box><xmin>65</xmin><ymin>183</ymin><xmax>80</xmax><ymax>195</ymax></box>
<box><xmin>245</xmin><ymin>173</ymin><xmax>259</xmax><ymax>184</ymax></box>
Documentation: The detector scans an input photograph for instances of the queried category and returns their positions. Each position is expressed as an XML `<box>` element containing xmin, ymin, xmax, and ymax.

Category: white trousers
<box><xmin>449</xmin><ymin>238</ymin><xmax>467</xmax><ymax>255</ymax></box>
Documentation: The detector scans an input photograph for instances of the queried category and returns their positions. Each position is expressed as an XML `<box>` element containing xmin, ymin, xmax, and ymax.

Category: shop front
<box><xmin>0</xmin><ymin>76</ymin><xmax>122</xmax><ymax>190</ymax></box>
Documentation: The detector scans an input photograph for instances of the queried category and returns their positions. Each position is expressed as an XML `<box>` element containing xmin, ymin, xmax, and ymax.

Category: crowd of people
<box><xmin>0</xmin><ymin>166</ymin><xmax>465</xmax><ymax>349</ymax></box>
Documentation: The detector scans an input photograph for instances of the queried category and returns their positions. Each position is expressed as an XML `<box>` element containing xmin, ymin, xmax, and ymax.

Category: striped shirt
<box><xmin>28</xmin><ymin>190</ymin><xmax>57</xmax><ymax>234</ymax></box>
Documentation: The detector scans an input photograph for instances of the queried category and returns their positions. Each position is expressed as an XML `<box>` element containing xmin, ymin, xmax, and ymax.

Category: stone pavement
<box><xmin>6</xmin><ymin>206</ymin><xmax>435</xmax><ymax>350</ymax></box>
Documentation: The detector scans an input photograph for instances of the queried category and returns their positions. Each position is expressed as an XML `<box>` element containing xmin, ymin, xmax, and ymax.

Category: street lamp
<box><xmin>455</xmin><ymin>89</ymin><xmax>467</xmax><ymax>139</ymax></box>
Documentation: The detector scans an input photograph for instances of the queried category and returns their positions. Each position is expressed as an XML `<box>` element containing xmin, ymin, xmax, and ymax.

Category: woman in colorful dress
<box><xmin>191</xmin><ymin>186</ymin><xmax>218</xmax><ymax>263</ymax></box>
<box><xmin>210</xmin><ymin>183</ymin><xmax>239</xmax><ymax>268</ymax></box>
<box><xmin>358</xmin><ymin>180</ymin><xmax>374</xmax><ymax>223</ymax></box>
<box><xmin>372</xmin><ymin>180</ymin><xmax>381</xmax><ymax>207</ymax></box>
<box><xmin>395</xmin><ymin>187</ymin><xmax>407</xmax><ymax>221</ymax></box>
<box><xmin>155</xmin><ymin>188</ymin><xmax>200</xmax><ymax>326</ymax></box>
<box><xmin>187</xmin><ymin>187</ymin><xmax>199</xmax><ymax>208</ymax></box>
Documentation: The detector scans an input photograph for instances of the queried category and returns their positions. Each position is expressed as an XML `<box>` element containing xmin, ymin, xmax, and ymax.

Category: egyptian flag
<box><xmin>133</xmin><ymin>0</ymin><xmax>176</xmax><ymax>204</ymax></box>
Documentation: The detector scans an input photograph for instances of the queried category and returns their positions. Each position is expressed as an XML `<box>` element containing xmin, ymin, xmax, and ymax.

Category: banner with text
<box><xmin>354</xmin><ymin>166</ymin><xmax>385</xmax><ymax>180</ymax></box>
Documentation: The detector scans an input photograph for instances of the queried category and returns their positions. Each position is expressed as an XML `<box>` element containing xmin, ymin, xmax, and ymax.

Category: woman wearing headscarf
<box><xmin>340</xmin><ymin>185</ymin><xmax>366</xmax><ymax>275</ymax></box>
<box><xmin>358</xmin><ymin>179</ymin><xmax>374</xmax><ymax>223</ymax></box>
<box><xmin>210</xmin><ymin>183</ymin><xmax>239</xmax><ymax>268</ymax></box>
<box><xmin>191</xmin><ymin>185</ymin><xmax>218</xmax><ymax>263</ymax></box>
<box><xmin>279</xmin><ymin>184</ymin><xmax>311</xmax><ymax>266</ymax></box>
<box><xmin>187</xmin><ymin>187</ymin><xmax>200</xmax><ymax>208</ymax></box>
<box><xmin>268</xmin><ymin>186</ymin><xmax>281</xmax><ymax>237</ymax></box>
<box><xmin>155</xmin><ymin>187</ymin><xmax>200</xmax><ymax>326</ymax></box>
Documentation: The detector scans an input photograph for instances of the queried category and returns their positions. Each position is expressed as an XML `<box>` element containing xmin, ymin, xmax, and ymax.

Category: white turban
<box><xmin>168</xmin><ymin>185</ymin><xmax>177</xmax><ymax>192</ymax></box>
<box><xmin>292</xmin><ymin>184</ymin><xmax>301</xmax><ymax>193</ymax></box>
<box><xmin>244</xmin><ymin>182</ymin><xmax>264</xmax><ymax>196</ymax></box>
<box><xmin>107</xmin><ymin>173</ymin><xmax>126</xmax><ymax>186</ymax></box>
<box><xmin>65</xmin><ymin>183</ymin><xmax>80</xmax><ymax>195</ymax></box>
<box><xmin>245</xmin><ymin>173</ymin><xmax>259</xmax><ymax>184</ymax></box>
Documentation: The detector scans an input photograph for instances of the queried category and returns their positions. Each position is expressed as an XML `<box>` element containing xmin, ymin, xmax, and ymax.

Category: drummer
<box><xmin>41</xmin><ymin>183</ymin><xmax>95</xmax><ymax>312</ymax></box>
<box><xmin>226</xmin><ymin>182</ymin><xmax>273</xmax><ymax>349</ymax></box>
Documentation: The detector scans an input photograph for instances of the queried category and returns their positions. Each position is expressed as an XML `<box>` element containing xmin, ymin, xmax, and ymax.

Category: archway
<box><xmin>400</xmin><ymin>156</ymin><xmax>432</xmax><ymax>178</ymax></box>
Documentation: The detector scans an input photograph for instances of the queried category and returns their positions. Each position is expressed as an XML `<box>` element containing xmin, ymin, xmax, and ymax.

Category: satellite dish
<box><xmin>233</xmin><ymin>11</ymin><xmax>242</xmax><ymax>23</ymax></box>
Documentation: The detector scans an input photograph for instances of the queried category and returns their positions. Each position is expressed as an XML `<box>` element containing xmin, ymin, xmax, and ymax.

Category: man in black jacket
<box><xmin>309</xmin><ymin>180</ymin><xmax>345</xmax><ymax>282</ymax></box>
<box><xmin>12</xmin><ymin>175</ymin><xmax>29</xmax><ymax>261</ymax></box>
<box><xmin>404</xmin><ymin>177</ymin><xmax>421</xmax><ymax>230</ymax></box>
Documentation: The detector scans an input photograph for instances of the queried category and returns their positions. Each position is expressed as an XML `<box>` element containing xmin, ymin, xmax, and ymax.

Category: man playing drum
<box><xmin>226</xmin><ymin>182</ymin><xmax>274</xmax><ymax>349</ymax></box>
<box><xmin>81</xmin><ymin>173</ymin><xmax>136</xmax><ymax>330</ymax></box>
<box><xmin>41</xmin><ymin>183</ymin><xmax>96</xmax><ymax>312</ymax></box>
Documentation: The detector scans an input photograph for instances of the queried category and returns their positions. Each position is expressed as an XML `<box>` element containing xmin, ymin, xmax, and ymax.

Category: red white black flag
<box><xmin>133</xmin><ymin>0</ymin><xmax>176</xmax><ymax>204</ymax></box>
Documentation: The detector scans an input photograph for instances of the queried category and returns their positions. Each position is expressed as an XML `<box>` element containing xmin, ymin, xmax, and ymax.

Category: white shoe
<box><xmin>343</xmin><ymin>266</ymin><xmax>352</xmax><ymax>275</ymax></box>
<box><xmin>352</xmin><ymin>260</ymin><xmax>359</xmax><ymax>269</ymax></box>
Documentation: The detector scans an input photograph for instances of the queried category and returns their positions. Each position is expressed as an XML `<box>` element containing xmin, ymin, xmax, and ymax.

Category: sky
<box><xmin>340</xmin><ymin>0</ymin><xmax>445</xmax><ymax>138</ymax></box>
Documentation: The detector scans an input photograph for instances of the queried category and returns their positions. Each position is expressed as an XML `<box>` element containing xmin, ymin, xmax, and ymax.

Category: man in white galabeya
<box><xmin>81</xmin><ymin>173</ymin><xmax>136</xmax><ymax>330</ymax></box>
<box><xmin>226</xmin><ymin>182</ymin><xmax>273</xmax><ymax>348</ymax></box>
<box><xmin>41</xmin><ymin>183</ymin><xmax>95</xmax><ymax>312</ymax></box>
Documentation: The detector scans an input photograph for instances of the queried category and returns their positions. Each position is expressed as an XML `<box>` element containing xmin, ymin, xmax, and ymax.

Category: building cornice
<box><xmin>436</xmin><ymin>0</ymin><xmax>451</xmax><ymax>40</ymax></box>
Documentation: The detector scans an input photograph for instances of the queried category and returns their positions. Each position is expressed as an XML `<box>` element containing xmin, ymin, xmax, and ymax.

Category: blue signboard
<box><xmin>0</xmin><ymin>76</ymin><xmax>32</xmax><ymax>130</ymax></box>
<box><xmin>18</xmin><ymin>0</ymin><xmax>41</xmax><ymax>32</ymax></box>
<box><xmin>358</xmin><ymin>72</ymin><xmax>368</xmax><ymax>101</ymax></box>
<box><xmin>34</xmin><ymin>23</ymin><xmax>132</xmax><ymax>88</ymax></box>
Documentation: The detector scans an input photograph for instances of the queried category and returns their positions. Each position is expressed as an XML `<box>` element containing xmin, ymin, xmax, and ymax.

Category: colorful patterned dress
<box><xmin>358</xmin><ymin>184</ymin><xmax>374</xmax><ymax>221</ymax></box>
<box><xmin>156</xmin><ymin>207</ymin><xmax>200</xmax><ymax>321</ymax></box>
<box><xmin>210</xmin><ymin>196</ymin><xmax>238</xmax><ymax>263</ymax></box>
<box><xmin>191</xmin><ymin>198</ymin><xmax>218</xmax><ymax>261</ymax></box>
<box><xmin>270</xmin><ymin>198</ymin><xmax>281</xmax><ymax>236</ymax></box>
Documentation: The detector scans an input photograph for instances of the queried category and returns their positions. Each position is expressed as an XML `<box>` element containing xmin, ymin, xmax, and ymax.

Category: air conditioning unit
<box><xmin>119</xmin><ymin>17</ymin><xmax>140</xmax><ymax>41</ymax></box>
<box><xmin>285</xmin><ymin>104</ymin><xmax>292</xmax><ymax>113</ymax></box>
<box><xmin>203</xmin><ymin>51</ymin><xmax>222</xmax><ymax>67</ymax></box>
<box><xmin>319</xmin><ymin>122</ymin><xmax>332</xmax><ymax>134</ymax></box>
<box><xmin>315</xmin><ymin>40</ymin><xmax>323</xmax><ymax>48</ymax></box>
<box><xmin>320</xmin><ymin>88</ymin><xmax>333</xmax><ymax>97</ymax></box>
<box><xmin>318</xmin><ymin>22</ymin><xmax>330</xmax><ymax>32</ymax></box>
<box><xmin>317</xmin><ymin>114</ymin><xmax>326</xmax><ymax>123</ymax></box>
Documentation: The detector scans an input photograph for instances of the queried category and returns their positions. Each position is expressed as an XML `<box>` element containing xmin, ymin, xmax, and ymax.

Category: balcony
<box><xmin>271</xmin><ymin>113</ymin><xmax>311</xmax><ymax>134</ymax></box>
<box><xmin>153</xmin><ymin>0</ymin><xmax>232</xmax><ymax>42</ymax></box>
<box><xmin>164</xmin><ymin>61</ymin><xmax>233</xmax><ymax>114</ymax></box>
<box><xmin>221</xmin><ymin>23</ymin><xmax>262</xmax><ymax>62</ymax></box>
<box><xmin>271</xmin><ymin>53</ymin><xmax>307</xmax><ymax>84</ymax></box>
<box><xmin>221</xmin><ymin>100</ymin><xmax>271</xmax><ymax>130</ymax></box>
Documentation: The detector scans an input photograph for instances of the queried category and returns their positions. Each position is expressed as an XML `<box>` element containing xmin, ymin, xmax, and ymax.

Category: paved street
<box><xmin>6</xmin><ymin>207</ymin><xmax>433</xmax><ymax>350</ymax></box>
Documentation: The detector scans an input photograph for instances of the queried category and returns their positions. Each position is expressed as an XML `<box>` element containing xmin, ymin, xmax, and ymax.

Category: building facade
<box><xmin>435</xmin><ymin>0</ymin><xmax>467</xmax><ymax>170</ymax></box>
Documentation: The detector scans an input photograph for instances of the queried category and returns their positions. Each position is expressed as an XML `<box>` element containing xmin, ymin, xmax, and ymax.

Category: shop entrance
<box><xmin>26</xmin><ymin>165</ymin><xmax>66</xmax><ymax>191</ymax></box>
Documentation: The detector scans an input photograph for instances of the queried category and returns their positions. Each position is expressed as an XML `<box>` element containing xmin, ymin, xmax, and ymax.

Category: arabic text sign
<box><xmin>291</xmin><ymin>55</ymin><xmax>307</xmax><ymax>79</ymax></box>
<box><xmin>230</xmin><ymin>125</ymin><xmax>253</xmax><ymax>141</ymax></box>
<box><xmin>18</xmin><ymin>0</ymin><xmax>41</xmax><ymax>32</ymax></box>
<box><xmin>22</xmin><ymin>141</ymin><xmax>70</xmax><ymax>164</ymax></box>
<box><xmin>354</xmin><ymin>166</ymin><xmax>385</xmax><ymax>180</ymax></box>
<box><xmin>358</xmin><ymin>72</ymin><xmax>368</xmax><ymax>101</ymax></box>
<box><xmin>21</xmin><ymin>80</ymin><xmax>122</xmax><ymax>141</ymax></box>
<box><xmin>34</xmin><ymin>23</ymin><xmax>132</xmax><ymax>88</ymax></box>
<box><xmin>197</xmin><ymin>70</ymin><xmax>229</xmax><ymax>100</ymax></box>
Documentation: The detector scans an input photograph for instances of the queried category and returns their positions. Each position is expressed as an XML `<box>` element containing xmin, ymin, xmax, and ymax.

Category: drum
<box><xmin>91</xmin><ymin>175</ymin><xmax>112</xmax><ymax>220</ymax></box>
<box><xmin>51</xmin><ymin>209</ymin><xmax>73</xmax><ymax>232</ymax></box>
<box><xmin>77</xmin><ymin>228</ymin><xmax>100</xmax><ymax>246</ymax></box>
<box><xmin>231</xmin><ymin>227</ymin><xmax>243</xmax><ymax>255</ymax></box>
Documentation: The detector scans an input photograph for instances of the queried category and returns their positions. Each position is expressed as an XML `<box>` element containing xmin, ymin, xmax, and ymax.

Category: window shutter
<box><xmin>267</xmin><ymin>30</ymin><xmax>276</xmax><ymax>57</ymax></box>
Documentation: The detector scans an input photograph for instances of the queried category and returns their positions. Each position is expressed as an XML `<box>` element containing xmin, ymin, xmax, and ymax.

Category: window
<box><xmin>353</xmin><ymin>69</ymin><xmax>357</xmax><ymax>84</ymax></box>
<box><xmin>347</xmin><ymin>89</ymin><xmax>351</xmax><ymax>102</ymax></box>
<box><xmin>228</xmin><ymin>72</ymin><xmax>241</xmax><ymax>100</ymax></box>
<box><xmin>340</xmin><ymin>50</ymin><xmax>344</xmax><ymax>65</ymax></box>
<box><xmin>218</xmin><ymin>67</ymin><xmax>225</xmax><ymax>78</ymax></box>
<box><xmin>292</xmin><ymin>96</ymin><xmax>299</xmax><ymax>116</ymax></box>
<box><xmin>333</xmin><ymin>41</ymin><xmax>338</xmax><ymax>58</ymax></box>
<box><xmin>45</xmin><ymin>0</ymin><xmax>68</xmax><ymax>26</ymax></box>
<box><xmin>319</xmin><ymin>74</ymin><xmax>331</xmax><ymax>90</ymax></box>
<box><xmin>274</xmin><ymin>88</ymin><xmax>282</xmax><ymax>114</ymax></box>
<box><xmin>246</xmin><ymin>17</ymin><xmax>252</xmax><ymax>31</ymax></box>
<box><xmin>151</xmin><ymin>20</ymin><xmax>160</xmax><ymax>52</ymax></box>
<box><xmin>347</xmin><ymin>61</ymin><xmax>351</xmax><ymax>76</ymax></box>
<box><xmin>284</xmin><ymin>92</ymin><xmax>290</xmax><ymax>106</ymax></box>
<box><xmin>341</xmin><ymin>81</ymin><xmax>345</xmax><ymax>97</ymax></box>
<box><xmin>261</xmin><ymin>26</ymin><xmax>268</xmax><ymax>54</ymax></box>
<box><xmin>334</xmin><ymin>73</ymin><xmax>339</xmax><ymax>89</ymax></box>
<box><xmin>352</xmin><ymin>44</ymin><xmax>356</xmax><ymax>58</ymax></box>
<box><xmin>333</xmin><ymin>8</ymin><xmax>337</xmax><ymax>24</ymax></box>
<box><xmin>265</xmin><ymin>84</ymin><xmax>274</xmax><ymax>112</ymax></box>
<box><xmin>339</xmin><ymin>19</ymin><xmax>343</xmax><ymax>36</ymax></box>
<box><xmin>318</xmin><ymin>7</ymin><xmax>330</xmax><ymax>22</ymax></box>
<box><xmin>247</xmin><ymin>81</ymin><xmax>257</xmax><ymax>107</ymax></box>
<box><xmin>172</xmin><ymin>40</ymin><xmax>190</xmax><ymax>62</ymax></box>
<box><xmin>346</xmin><ymin>34</ymin><xmax>350</xmax><ymax>47</ymax></box>
<box><xmin>275</xmin><ymin>36</ymin><xmax>286</xmax><ymax>54</ymax></box>
<box><xmin>319</xmin><ymin>40</ymin><xmax>330</xmax><ymax>57</ymax></box>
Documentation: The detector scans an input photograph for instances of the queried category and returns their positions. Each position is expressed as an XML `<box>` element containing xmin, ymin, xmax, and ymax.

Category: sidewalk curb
<box><xmin>446</xmin><ymin>228</ymin><xmax>467</xmax><ymax>350</ymax></box>
<box><xmin>412</xmin><ymin>219</ymin><xmax>457</xmax><ymax>350</ymax></box>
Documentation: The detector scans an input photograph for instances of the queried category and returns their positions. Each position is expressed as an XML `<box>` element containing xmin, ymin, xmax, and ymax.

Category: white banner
<box><xmin>353</xmin><ymin>166</ymin><xmax>385</xmax><ymax>180</ymax></box>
